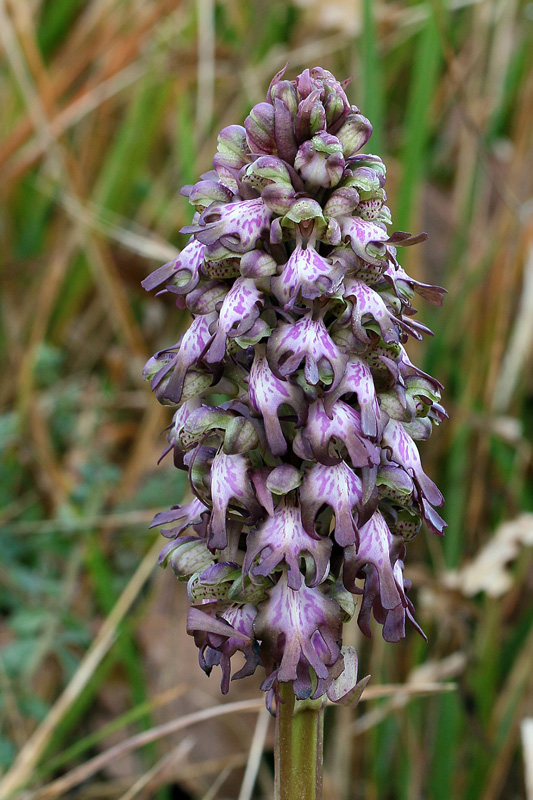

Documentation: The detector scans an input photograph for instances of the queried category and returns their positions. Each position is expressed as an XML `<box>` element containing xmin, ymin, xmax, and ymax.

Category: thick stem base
<box><xmin>274</xmin><ymin>682</ymin><xmax>324</xmax><ymax>800</ymax></box>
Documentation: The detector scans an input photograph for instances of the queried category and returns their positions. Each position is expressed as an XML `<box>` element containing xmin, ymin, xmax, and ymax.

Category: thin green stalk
<box><xmin>275</xmin><ymin>682</ymin><xmax>324</xmax><ymax>800</ymax></box>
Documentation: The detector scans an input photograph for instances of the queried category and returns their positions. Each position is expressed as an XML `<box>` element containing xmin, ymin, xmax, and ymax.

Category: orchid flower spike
<box><xmin>143</xmin><ymin>66</ymin><xmax>446</xmax><ymax>710</ymax></box>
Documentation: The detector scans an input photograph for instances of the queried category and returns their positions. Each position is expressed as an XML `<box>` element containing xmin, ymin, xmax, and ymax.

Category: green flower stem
<box><xmin>275</xmin><ymin>682</ymin><xmax>325</xmax><ymax>800</ymax></box>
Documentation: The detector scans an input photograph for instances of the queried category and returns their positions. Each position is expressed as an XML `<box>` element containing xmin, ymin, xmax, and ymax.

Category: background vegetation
<box><xmin>1</xmin><ymin>0</ymin><xmax>532</xmax><ymax>798</ymax></box>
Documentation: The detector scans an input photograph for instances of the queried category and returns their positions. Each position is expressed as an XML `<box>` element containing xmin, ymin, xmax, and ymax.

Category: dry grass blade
<box><xmin>0</xmin><ymin>0</ymin><xmax>148</xmax><ymax>359</ymax></box>
<box><xmin>29</xmin><ymin>699</ymin><xmax>266</xmax><ymax>800</ymax></box>
<box><xmin>0</xmin><ymin>538</ymin><xmax>162</xmax><ymax>800</ymax></box>
<box><xmin>492</xmin><ymin>243</ymin><xmax>533</xmax><ymax>413</ymax></box>
<box><xmin>8</xmin><ymin>509</ymin><xmax>161</xmax><ymax>536</ymax></box>
<box><xmin>116</xmin><ymin>737</ymin><xmax>195</xmax><ymax>800</ymax></box>
<box><xmin>237</xmin><ymin>708</ymin><xmax>271</xmax><ymax>800</ymax></box>
<box><xmin>200</xmin><ymin>764</ymin><xmax>233</xmax><ymax>800</ymax></box>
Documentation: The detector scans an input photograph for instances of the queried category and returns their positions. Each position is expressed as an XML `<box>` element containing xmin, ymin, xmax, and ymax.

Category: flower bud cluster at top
<box><xmin>142</xmin><ymin>66</ymin><xmax>447</xmax><ymax>708</ymax></box>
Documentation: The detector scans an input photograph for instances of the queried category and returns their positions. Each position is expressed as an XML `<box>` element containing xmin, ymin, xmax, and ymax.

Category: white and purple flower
<box><xmin>142</xmin><ymin>66</ymin><xmax>446</xmax><ymax>707</ymax></box>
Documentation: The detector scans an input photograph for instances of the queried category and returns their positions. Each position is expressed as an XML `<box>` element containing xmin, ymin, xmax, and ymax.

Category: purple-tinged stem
<box><xmin>275</xmin><ymin>682</ymin><xmax>324</xmax><ymax>800</ymax></box>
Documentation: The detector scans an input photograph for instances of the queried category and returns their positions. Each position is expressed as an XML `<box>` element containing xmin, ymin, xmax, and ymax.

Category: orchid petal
<box><xmin>194</xmin><ymin>198</ymin><xmax>272</xmax><ymax>253</ymax></box>
<box><xmin>323</xmin><ymin>355</ymin><xmax>382</xmax><ymax>437</ymax></box>
<box><xmin>244</xmin><ymin>502</ymin><xmax>331</xmax><ymax>590</ymax></box>
<box><xmin>209</xmin><ymin>451</ymin><xmax>261</xmax><ymax>549</ymax></box>
<box><xmin>267</xmin><ymin>316</ymin><xmax>347</xmax><ymax>389</ymax></box>
<box><xmin>343</xmin><ymin>277</ymin><xmax>399</xmax><ymax>344</ymax></box>
<box><xmin>141</xmin><ymin>238</ymin><xmax>204</xmax><ymax>294</ymax></box>
<box><xmin>206</xmin><ymin>278</ymin><xmax>263</xmax><ymax>363</ymax></box>
<box><xmin>271</xmin><ymin>244</ymin><xmax>344</xmax><ymax>310</ymax></box>
<box><xmin>344</xmin><ymin>510</ymin><xmax>402</xmax><ymax>612</ymax></box>
<box><xmin>254</xmin><ymin>571</ymin><xmax>343</xmax><ymax>683</ymax></box>
<box><xmin>382</xmin><ymin>418</ymin><xmax>444</xmax><ymax>508</ymax></box>
<box><xmin>294</xmin><ymin>398</ymin><xmax>380</xmax><ymax>469</ymax></box>
<box><xmin>248</xmin><ymin>348</ymin><xmax>307</xmax><ymax>456</ymax></box>
<box><xmin>300</xmin><ymin>461</ymin><xmax>363</xmax><ymax>547</ymax></box>
<box><xmin>149</xmin><ymin>313</ymin><xmax>216</xmax><ymax>405</ymax></box>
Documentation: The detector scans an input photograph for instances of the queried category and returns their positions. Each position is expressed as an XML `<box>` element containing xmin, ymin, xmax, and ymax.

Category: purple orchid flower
<box><xmin>247</xmin><ymin>346</ymin><xmax>307</xmax><ymax>457</ymax></box>
<box><xmin>243</xmin><ymin>500</ymin><xmax>331</xmax><ymax>590</ymax></box>
<box><xmin>267</xmin><ymin>315</ymin><xmax>348</xmax><ymax>389</ymax></box>
<box><xmin>271</xmin><ymin>243</ymin><xmax>344</xmax><ymax>310</ymax></box>
<box><xmin>254</xmin><ymin>571</ymin><xmax>343</xmax><ymax>695</ymax></box>
<box><xmin>142</xmin><ymin>66</ymin><xmax>446</xmax><ymax>707</ymax></box>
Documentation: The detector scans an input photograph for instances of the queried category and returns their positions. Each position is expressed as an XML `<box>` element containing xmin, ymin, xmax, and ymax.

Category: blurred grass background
<box><xmin>0</xmin><ymin>0</ymin><xmax>532</xmax><ymax>798</ymax></box>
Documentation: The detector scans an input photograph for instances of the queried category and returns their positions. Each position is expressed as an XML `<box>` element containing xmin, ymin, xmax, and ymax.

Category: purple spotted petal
<box><xmin>340</xmin><ymin>216</ymin><xmax>389</xmax><ymax>265</ymax></box>
<box><xmin>294</xmin><ymin>398</ymin><xmax>380</xmax><ymax>469</ymax></box>
<box><xmin>254</xmin><ymin>571</ymin><xmax>342</xmax><ymax>684</ymax></box>
<box><xmin>323</xmin><ymin>355</ymin><xmax>382</xmax><ymax>438</ymax></box>
<box><xmin>193</xmin><ymin>198</ymin><xmax>272</xmax><ymax>253</ymax></box>
<box><xmin>396</xmin><ymin>345</ymin><xmax>444</xmax><ymax>397</ymax></box>
<box><xmin>248</xmin><ymin>348</ymin><xmax>307</xmax><ymax>456</ymax></box>
<box><xmin>271</xmin><ymin>244</ymin><xmax>344</xmax><ymax>310</ymax></box>
<box><xmin>244</xmin><ymin>502</ymin><xmax>331</xmax><ymax>590</ymax></box>
<box><xmin>141</xmin><ymin>237</ymin><xmax>205</xmax><ymax>294</ymax></box>
<box><xmin>382</xmin><ymin>418</ymin><xmax>444</xmax><ymax>508</ymax></box>
<box><xmin>206</xmin><ymin>278</ymin><xmax>264</xmax><ymax>363</ymax></box>
<box><xmin>149</xmin><ymin>313</ymin><xmax>216</xmax><ymax>405</ymax></box>
<box><xmin>300</xmin><ymin>461</ymin><xmax>362</xmax><ymax>547</ymax></box>
<box><xmin>343</xmin><ymin>277</ymin><xmax>399</xmax><ymax>344</ymax></box>
<box><xmin>209</xmin><ymin>451</ymin><xmax>262</xmax><ymax>549</ymax></box>
<box><xmin>343</xmin><ymin>510</ymin><xmax>402</xmax><ymax>613</ymax></box>
<box><xmin>267</xmin><ymin>316</ymin><xmax>348</xmax><ymax>389</ymax></box>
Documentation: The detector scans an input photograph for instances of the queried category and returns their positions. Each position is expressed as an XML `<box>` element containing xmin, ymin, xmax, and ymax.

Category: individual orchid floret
<box><xmin>382</xmin><ymin>418</ymin><xmax>444</xmax><ymax>511</ymax></box>
<box><xmin>142</xmin><ymin>65</ymin><xmax>446</xmax><ymax>710</ymax></box>
<box><xmin>343</xmin><ymin>509</ymin><xmax>403</xmax><ymax>614</ymax></box>
<box><xmin>339</xmin><ymin>215</ymin><xmax>389</xmax><ymax>266</ymax></box>
<box><xmin>335</xmin><ymin>111</ymin><xmax>373</xmax><ymax>157</ymax></box>
<box><xmin>208</xmin><ymin>450</ymin><xmax>262</xmax><ymax>550</ymax></box>
<box><xmin>146</xmin><ymin>312</ymin><xmax>216</xmax><ymax>405</ymax></box>
<box><xmin>271</xmin><ymin>242</ymin><xmax>344</xmax><ymax>310</ymax></box>
<box><xmin>294</xmin><ymin>398</ymin><xmax>380</xmax><ymax>469</ymax></box>
<box><xmin>254</xmin><ymin>571</ymin><xmax>343</xmax><ymax>699</ymax></box>
<box><xmin>141</xmin><ymin>237</ymin><xmax>205</xmax><ymax>295</ymax></box>
<box><xmin>189</xmin><ymin>198</ymin><xmax>272</xmax><ymax>253</ymax></box>
<box><xmin>187</xmin><ymin>603</ymin><xmax>260</xmax><ymax>695</ymax></box>
<box><xmin>267</xmin><ymin>315</ymin><xmax>348</xmax><ymax>389</ymax></box>
<box><xmin>342</xmin><ymin>277</ymin><xmax>400</xmax><ymax>345</ymax></box>
<box><xmin>159</xmin><ymin>536</ymin><xmax>215</xmax><ymax>579</ymax></box>
<box><xmin>247</xmin><ymin>346</ymin><xmax>307</xmax><ymax>457</ymax></box>
<box><xmin>150</xmin><ymin>496</ymin><xmax>210</xmax><ymax>539</ymax></box>
<box><xmin>323</xmin><ymin>355</ymin><xmax>382</xmax><ymax>438</ymax></box>
<box><xmin>243</xmin><ymin>500</ymin><xmax>331</xmax><ymax>590</ymax></box>
<box><xmin>205</xmin><ymin>277</ymin><xmax>264</xmax><ymax>363</ymax></box>
<box><xmin>300</xmin><ymin>461</ymin><xmax>363</xmax><ymax>547</ymax></box>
